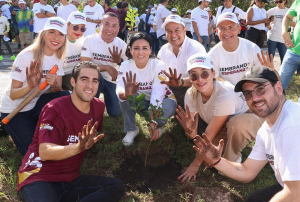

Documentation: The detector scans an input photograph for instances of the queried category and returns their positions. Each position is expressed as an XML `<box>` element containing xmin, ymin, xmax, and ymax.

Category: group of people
<box><xmin>0</xmin><ymin>0</ymin><xmax>299</xmax><ymax>201</ymax></box>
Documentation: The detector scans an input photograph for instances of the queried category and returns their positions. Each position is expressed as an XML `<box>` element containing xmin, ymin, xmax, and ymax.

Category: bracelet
<box><xmin>179</xmin><ymin>78</ymin><xmax>184</xmax><ymax>87</ymax></box>
<box><xmin>150</xmin><ymin>120</ymin><xmax>157</xmax><ymax>127</ymax></box>
<box><xmin>203</xmin><ymin>158</ymin><xmax>221</xmax><ymax>172</ymax></box>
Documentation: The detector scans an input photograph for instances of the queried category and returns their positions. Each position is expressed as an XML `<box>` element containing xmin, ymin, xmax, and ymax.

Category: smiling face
<box><xmin>165</xmin><ymin>22</ymin><xmax>187</xmax><ymax>49</ymax></box>
<box><xmin>71</xmin><ymin>67</ymin><xmax>99</xmax><ymax>102</ymax></box>
<box><xmin>130</xmin><ymin>39</ymin><xmax>152</xmax><ymax>69</ymax></box>
<box><xmin>19</xmin><ymin>3</ymin><xmax>26</xmax><ymax>10</ymax></box>
<box><xmin>87</xmin><ymin>0</ymin><xmax>95</xmax><ymax>7</ymax></box>
<box><xmin>67</xmin><ymin>23</ymin><xmax>85</xmax><ymax>41</ymax></box>
<box><xmin>217</xmin><ymin>20</ymin><xmax>240</xmax><ymax>45</ymax></box>
<box><xmin>189</xmin><ymin>67</ymin><xmax>215</xmax><ymax>95</ymax></box>
<box><xmin>101</xmin><ymin>15</ymin><xmax>119</xmax><ymax>43</ymax></box>
<box><xmin>44</xmin><ymin>29</ymin><xmax>66</xmax><ymax>54</ymax></box>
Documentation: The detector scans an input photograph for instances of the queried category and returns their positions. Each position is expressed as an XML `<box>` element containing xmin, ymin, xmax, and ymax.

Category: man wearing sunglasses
<box><xmin>62</xmin><ymin>11</ymin><xmax>87</xmax><ymax>90</ymax></box>
<box><xmin>190</xmin><ymin>65</ymin><xmax>300</xmax><ymax>201</ymax></box>
<box><xmin>81</xmin><ymin>12</ymin><xmax>127</xmax><ymax>118</ymax></box>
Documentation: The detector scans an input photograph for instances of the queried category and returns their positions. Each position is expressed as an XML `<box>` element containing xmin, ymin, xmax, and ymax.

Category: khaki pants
<box><xmin>211</xmin><ymin>113</ymin><xmax>264</xmax><ymax>162</ymax></box>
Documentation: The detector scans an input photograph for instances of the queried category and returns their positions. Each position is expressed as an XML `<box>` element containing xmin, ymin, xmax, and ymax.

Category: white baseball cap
<box><xmin>67</xmin><ymin>11</ymin><xmax>86</xmax><ymax>25</ymax></box>
<box><xmin>161</xmin><ymin>15</ymin><xmax>185</xmax><ymax>29</ymax></box>
<box><xmin>171</xmin><ymin>8</ymin><xmax>177</xmax><ymax>12</ymax></box>
<box><xmin>198</xmin><ymin>0</ymin><xmax>212</xmax><ymax>2</ymax></box>
<box><xmin>44</xmin><ymin>17</ymin><xmax>67</xmax><ymax>35</ymax></box>
<box><xmin>53</xmin><ymin>4</ymin><xmax>58</xmax><ymax>8</ymax></box>
<box><xmin>19</xmin><ymin>0</ymin><xmax>26</xmax><ymax>4</ymax></box>
<box><xmin>187</xmin><ymin>54</ymin><xmax>214</xmax><ymax>72</ymax></box>
<box><xmin>216</xmin><ymin>12</ymin><xmax>239</xmax><ymax>26</ymax></box>
<box><xmin>133</xmin><ymin>7</ymin><xmax>138</xmax><ymax>11</ymax></box>
<box><xmin>151</xmin><ymin>8</ymin><xmax>156</xmax><ymax>15</ymax></box>
<box><xmin>0</xmin><ymin>0</ymin><xmax>7</xmax><ymax>2</ymax></box>
<box><xmin>187</xmin><ymin>9</ymin><xmax>192</xmax><ymax>13</ymax></box>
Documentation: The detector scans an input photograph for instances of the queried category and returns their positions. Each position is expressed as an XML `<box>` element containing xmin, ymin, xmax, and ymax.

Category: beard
<box><xmin>73</xmin><ymin>86</ymin><xmax>96</xmax><ymax>103</ymax></box>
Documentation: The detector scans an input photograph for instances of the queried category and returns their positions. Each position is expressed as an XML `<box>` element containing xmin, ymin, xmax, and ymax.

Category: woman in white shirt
<box><xmin>267</xmin><ymin>0</ymin><xmax>289</xmax><ymax>63</ymax></box>
<box><xmin>177</xmin><ymin>54</ymin><xmax>263</xmax><ymax>183</ymax></box>
<box><xmin>116</xmin><ymin>32</ymin><xmax>177</xmax><ymax>146</ymax></box>
<box><xmin>62</xmin><ymin>11</ymin><xmax>86</xmax><ymax>90</ymax></box>
<box><xmin>245</xmin><ymin>0</ymin><xmax>270</xmax><ymax>48</ymax></box>
<box><xmin>0</xmin><ymin>17</ymin><xmax>69</xmax><ymax>155</ymax></box>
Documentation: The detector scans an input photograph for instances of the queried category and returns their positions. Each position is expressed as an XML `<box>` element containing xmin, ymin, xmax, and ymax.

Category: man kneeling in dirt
<box><xmin>17</xmin><ymin>61</ymin><xmax>125</xmax><ymax>202</ymax></box>
<box><xmin>192</xmin><ymin>66</ymin><xmax>300</xmax><ymax>201</ymax></box>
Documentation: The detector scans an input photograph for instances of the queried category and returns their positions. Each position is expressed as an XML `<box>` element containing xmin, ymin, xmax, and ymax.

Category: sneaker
<box><xmin>122</xmin><ymin>127</ymin><xmax>139</xmax><ymax>146</ymax></box>
<box><xmin>0</xmin><ymin>55</ymin><xmax>3</xmax><ymax>61</ymax></box>
<box><xmin>158</xmin><ymin>128</ymin><xmax>163</xmax><ymax>138</ymax></box>
<box><xmin>10</xmin><ymin>55</ymin><xmax>16</xmax><ymax>61</ymax></box>
<box><xmin>18</xmin><ymin>44</ymin><xmax>21</xmax><ymax>49</ymax></box>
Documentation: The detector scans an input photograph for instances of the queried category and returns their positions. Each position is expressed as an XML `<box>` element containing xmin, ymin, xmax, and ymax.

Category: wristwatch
<box><xmin>44</xmin><ymin>11</ymin><xmax>47</xmax><ymax>15</ymax></box>
<box><xmin>179</xmin><ymin>78</ymin><xmax>184</xmax><ymax>87</ymax></box>
<box><xmin>91</xmin><ymin>19</ymin><xmax>93</xmax><ymax>23</ymax></box>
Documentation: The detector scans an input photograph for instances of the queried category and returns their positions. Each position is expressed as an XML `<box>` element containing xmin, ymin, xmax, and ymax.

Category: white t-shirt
<box><xmin>81</xmin><ymin>34</ymin><xmax>127</xmax><ymax>83</ymax></box>
<box><xmin>191</xmin><ymin>7</ymin><xmax>209</xmax><ymax>36</ymax></box>
<box><xmin>267</xmin><ymin>7</ymin><xmax>288</xmax><ymax>43</ymax></box>
<box><xmin>1</xmin><ymin>4</ymin><xmax>11</xmax><ymax>19</ymax></box>
<box><xmin>248</xmin><ymin>100</ymin><xmax>300</xmax><ymax>187</ymax></box>
<box><xmin>64</xmin><ymin>37</ymin><xmax>85</xmax><ymax>75</ymax></box>
<box><xmin>248</xmin><ymin>4</ymin><xmax>267</xmax><ymax>31</ymax></box>
<box><xmin>0</xmin><ymin>47</ymin><xmax>64</xmax><ymax>113</ymax></box>
<box><xmin>135</xmin><ymin>16</ymin><xmax>140</xmax><ymax>31</ymax></box>
<box><xmin>156</xmin><ymin>4</ymin><xmax>170</xmax><ymax>38</ymax></box>
<box><xmin>0</xmin><ymin>16</ymin><xmax>9</xmax><ymax>35</ymax></box>
<box><xmin>208</xmin><ymin>38</ymin><xmax>261</xmax><ymax>85</ymax></box>
<box><xmin>148</xmin><ymin>14</ymin><xmax>155</xmax><ymax>33</ymax></box>
<box><xmin>140</xmin><ymin>13</ymin><xmax>146</xmax><ymax>22</ymax></box>
<box><xmin>57</xmin><ymin>4</ymin><xmax>78</xmax><ymax>22</ymax></box>
<box><xmin>158</xmin><ymin>36</ymin><xmax>207</xmax><ymax>78</ymax></box>
<box><xmin>33</xmin><ymin>3</ymin><xmax>56</xmax><ymax>33</ymax></box>
<box><xmin>216</xmin><ymin>5</ymin><xmax>246</xmax><ymax>20</ymax></box>
<box><xmin>185</xmin><ymin>80</ymin><xmax>248</xmax><ymax>124</ymax></box>
<box><xmin>184</xmin><ymin>18</ymin><xmax>193</xmax><ymax>32</ymax></box>
<box><xmin>83</xmin><ymin>3</ymin><xmax>104</xmax><ymax>36</ymax></box>
<box><xmin>116</xmin><ymin>58</ymin><xmax>176</xmax><ymax>107</ymax></box>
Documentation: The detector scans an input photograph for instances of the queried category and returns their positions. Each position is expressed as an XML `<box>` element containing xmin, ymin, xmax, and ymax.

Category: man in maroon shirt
<box><xmin>17</xmin><ymin>61</ymin><xmax>125</xmax><ymax>202</ymax></box>
<box><xmin>102</xmin><ymin>0</ymin><xmax>116</xmax><ymax>14</ymax></box>
<box><xmin>116</xmin><ymin>1</ymin><xmax>126</xmax><ymax>40</ymax></box>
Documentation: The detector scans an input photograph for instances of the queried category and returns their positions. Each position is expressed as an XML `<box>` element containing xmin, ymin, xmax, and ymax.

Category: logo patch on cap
<box><xmin>74</xmin><ymin>15</ymin><xmax>85</xmax><ymax>21</ymax></box>
<box><xmin>189</xmin><ymin>57</ymin><xmax>206</xmax><ymax>65</ymax></box>
<box><xmin>50</xmin><ymin>20</ymin><xmax>64</xmax><ymax>27</ymax></box>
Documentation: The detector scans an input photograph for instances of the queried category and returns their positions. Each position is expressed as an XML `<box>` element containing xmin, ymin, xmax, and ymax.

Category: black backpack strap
<box><xmin>221</xmin><ymin>6</ymin><xmax>225</xmax><ymax>13</ymax></box>
<box><xmin>232</xmin><ymin>6</ymin><xmax>236</xmax><ymax>13</ymax></box>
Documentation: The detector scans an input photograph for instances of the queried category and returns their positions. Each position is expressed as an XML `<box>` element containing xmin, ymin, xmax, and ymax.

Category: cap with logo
<box><xmin>161</xmin><ymin>15</ymin><xmax>185</xmax><ymax>29</ymax></box>
<box><xmin>67</xmin><ymin>11</ymin><xmax>86</xmax><ymax>25</ymax></box>
<box><xmin>171</xmin><ymin>8</ymin><xmax>177</xmax><ymax>12</ymax></box>
<box><xmin>44</xmin><ymin>17</ymin><xmax>67</xmax><ymax>35</ymax></box>
<box><xmin>187</xmin><ymin>54</ymin><xmax>214</xmax><ymax>72</ymax></box>
<box><xmin>234</xmin><ymin>66</ymin><xmax>278</xmax><ymax>92</ymax></box>
<box><xmin>216</xmin><ymin>12</ymin><xmax>239</xmax><ymax>26</ymax></box>
<box><xmin>18</xmin><ymin>0</ymin><xmax>26</xmax><ymax>4</ymax></box>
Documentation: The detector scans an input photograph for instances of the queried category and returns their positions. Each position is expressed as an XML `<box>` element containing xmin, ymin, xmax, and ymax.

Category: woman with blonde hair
<box><xmin>0</xmin><ymin>17</ymin><xmax>70</xmax><ymax>155</ymax></box>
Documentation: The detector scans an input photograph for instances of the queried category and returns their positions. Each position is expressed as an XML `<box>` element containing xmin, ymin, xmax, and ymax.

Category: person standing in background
<box><xmin>145</xmin><ymin>5</ymin><xmax>153</xmax><ymax>35</ymax></box>
<box><xmin>239</xmin><ymin>19</ymin><xmax>247</xmax><ymax>38</ymax></box>
<box><xmin>116</xmin><ymin>1</ymin><xmax>126</xmax><ymax>40</ymax></box>
<box><xmin>0</xmin><ymin>7</ymin><xmax>15</xmax><ymax>60</ymax></box>
<box><xmin>140</xmin><ymin>9</ymin><xmax>147</xmax><ymax>32</ymax></box>
<box><xmin>207</xmin><ymin>8</ymin><xmax>216</xmax><ymax>51</ymax></box>
<box><xmin>9</xmin><ymin>0</ymin><xmax>21</xmax><ymax>48</ymax></box>
<box><xmin>184</xmin><ymin>9</ymin><xmax>193</xmax><ymax>39</ymax></box>
<box><xmin>1</xmin><ymin>0</ymin><xmax>12</xmax><ymax>41</ymax></box>
<box><xmin>83</xmin><ymin>0</ymin><xmax>104</xmax><ymax>36</ymax></box>
<box><xmin>102</xmin><ymin>0</ymin><xmax>116</xmax><ymax>14</ymax></box>
<box><xmin>156</xmin><ymin>0</ymin><xmax>170</xmax><ymax>49</ymax></box>
<box><xmin>148</xmin><ymin>8</ymin><xmax>158</xmax><ymax>55</ymax></box>
<box><xmin>71</xmin><ymin>0</ymin><xmax>80</xmax><ymax>9</ymax></box>
<box><xmin>57</xmin><ymin>0</ymin><xmax>78</xmax><ymax>22</ymax></box>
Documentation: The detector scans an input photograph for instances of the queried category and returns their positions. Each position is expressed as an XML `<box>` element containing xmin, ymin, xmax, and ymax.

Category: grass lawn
<box><xmin>0</xmin><ymin>75</ymin><xmax>299</xmax><ymax>202</ymax></box>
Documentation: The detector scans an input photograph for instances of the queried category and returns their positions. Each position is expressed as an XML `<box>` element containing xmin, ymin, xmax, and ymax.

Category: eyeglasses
<box><xmin>72</xmin><ymin>25</ymin><xmax>86</xmax><ymax>32</ymax></box>
<box><xmin>189</xmin><ymin>70</ymin><xmax>210</xmax><ymax>81</ymax></box>
<box><xmin>275</xmin><ymin>0</ymin><xmax>283</xmax><ymax>3</ymax></box>
<box><xmin>241</xmin><ymin>83</ymin><xmax>271</xmax><ymax>101</ymax></box>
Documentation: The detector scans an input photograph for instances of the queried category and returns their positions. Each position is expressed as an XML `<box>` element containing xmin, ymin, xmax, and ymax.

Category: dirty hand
<box><xmin>176</xmin><ymin>105</ymin><xmax>198</xmax><ymax>139</ymax></box>
<box><xmin>123</xmin><ymin>71</ymin><xmax>141</xmax><ymax>97</ymax></box>
<box><xmin>161</xmin><ymin>67</ymin><xmax>182</xmax><ymax>87</ymax></box>
<box><xmin>26</xmin><ymin>60</ymin><xmax>43</xmax><ymax>90</ymax></box>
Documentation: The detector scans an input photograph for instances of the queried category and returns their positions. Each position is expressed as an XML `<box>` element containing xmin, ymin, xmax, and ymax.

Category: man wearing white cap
<box><xmin>15</xmin><ymin>0</ymin><xmax>34</xmax><ymax>48</ymax></box>
<box><xmin>1</xmin><ymin>0</ymin><xmax>12</xmax><ymax>41</ymax></box>
<box><xmin>148</xmin><ymin>8</ymin><xmax>158</xmax><ymax>55</ymax></box>
<box><xmin>71</xmin><ymin>0</ymin><xmax>80</xmax><ymax>8</ymax></box>
<box><xmin>171</xmin><ymin>8</ymin><xmax>177</xmax><ymax>15</ymax></box>
<box><xmin>208</xmin><ymin>12</ymin><xmax>262</xmax><ymax>86</ymax></box>
<box><xmin>32</xmin><ymin>0</ymin><xmax>56</xmax><ymax>35</ymax></box>
<box><xmin>57</xmin><ymin>0</ymin><xmax>78</xmax><ymax>22</ymax></box>
<box><xmin>81</xmin><ymin>12</ymin><xmax>127</xmax><ymax>117</ymax></box>
<box><xmin>62</xmin><ymin>11</ymin><xmax>87</xmax><ymax>90</ymax></box>
<box><xmin>157</xmin><ymin>0</ymin><xmax>170</xmax><ymax>49</ymax></box>
<box><xmin>157</xmin><ymin>15</ymin><xmax>206</xmax><ymax>106</ymax></box>
<box><xmin>192</xmin><ymin>0</ymin><xmax>211</xmax><ymax>52</ymax></box>
<box><xmin>184</xmin><ymin>9</ymin><xmax>193</xmax><ymax>39</ymax></box>
<box><xmin>83</xmin><ymin>0</ymin><xmax>104</xmax><ymax>36</ymax></box>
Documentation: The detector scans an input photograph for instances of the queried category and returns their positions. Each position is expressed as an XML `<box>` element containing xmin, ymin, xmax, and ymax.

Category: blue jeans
<box><xmin>141</xmin><ymin>21</ymin><xmax>145</xmax><ymax>32</ymax></box>
<box><xmin>1</xmin><ymin>91</ymin><xmax>70</xmax><ymax>155</ymax></box>
<box><xmin>193</xmin><ymin>33</ymin><xmax>209</xmax><ymax>52</ymax></box>
<box><xmin>158</xmin><ymin>35</ymin><xmax>168</xmax><ymax>49</ymax></box>
<box><xmin>95</xmin><ymin>76</ymin><xmax>122</xmax><ymax>117</ymax></box>
<box><xmin>149</xmin><ymin>32</ymin><xmax>159</xmax><ymax>55</ymax></box>
<box><xmin>267</xmin><ymin>39</ymin><xmax>287</xmax><ymax>64</ymax></box>
<box><xmin>125</xmin><ymin>29</ymin><xmax>129</xmax><ymax>43</ymax></box>
<box><xmin>119</xmin><ymin>97</ymin><xmax>177</xmax><ymax>132</ymax></box>
<box><xmin>207</xmin><ymin>33</ymin><xmax>213</xmax><ymax>51</ymax></box>
<box><xmin>13</xmin><ymin>21</ymin><xmax>19</xmax><ymax>35</ymax></box>
<box><xmin>280</xmin><ymin>49</ymin><xmax>300</xmax><ymax>90</ymax></box>
<box><xmin>19</xmin><ymin>175</ymin><xmax>125</xmax><ymax>202</ymax></box>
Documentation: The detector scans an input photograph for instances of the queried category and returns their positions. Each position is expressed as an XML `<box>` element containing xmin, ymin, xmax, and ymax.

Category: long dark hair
<box><xmin>125</xmin><ymin>32</ymin><xmax>156</xmax><ymax>59</ymax></box>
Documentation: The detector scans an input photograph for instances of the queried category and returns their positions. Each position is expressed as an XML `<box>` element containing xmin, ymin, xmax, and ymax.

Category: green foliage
<box><xmin>125</xmin><ymin>4</ymin><xmax>139</xmax><ymax>31</ymax></box>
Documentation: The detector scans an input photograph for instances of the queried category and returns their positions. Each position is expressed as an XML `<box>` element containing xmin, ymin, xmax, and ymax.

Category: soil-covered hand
<box><xmin>109</xmin><ymin>45</ymin><xmax>122</xmax><ymax>64</ymax></box>
<box><xmin>257</xmin><ymin>50</ymin><xmax>274</xmax><ymax>70</ymax></box>
<box><xmin>176</xmin><ymin>105</ymin><xmax>198</xmax><ymax>139</ymax></box>
<box><xmin>161</xmin><ymin>68</ymin><xmax>182</xmax><ymax>87</ymax></box>
<box><xmin>123</xmin><ymin>71</ymin><xmax>141</xmax><ymax>97</ymax></box>
<box><xmin>26</xmin><ymin>60</ymin><xmax>43</xmax><ymax>90</ymax></box>
<box><xmin>77</xmin><ymin>120</ymin><xmax>104</xmax><ymax>152</ymax></box>
<box><xmin>148</xmin><ymin>109</ymin><xmax>161</xmax><ymax>141</ymax></box>
<box><xmin>177</xmin><ymin>161</ymin><xmax>200</xmax><ymax>183</ymax></box>
<box><xmin>193</xmin><ymin>134</ymin><xmax>224</xmax><ymax>165</ymax></box>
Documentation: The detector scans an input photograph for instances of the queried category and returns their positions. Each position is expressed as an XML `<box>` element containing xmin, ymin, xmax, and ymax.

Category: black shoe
<box><xmin>18</xmin><ymin>44</ymin><xmax>21</xmax><ymax>49</ymax></box>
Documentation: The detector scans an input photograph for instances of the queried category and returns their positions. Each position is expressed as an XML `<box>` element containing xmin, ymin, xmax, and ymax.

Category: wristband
<box><xmin>45</xmin><ymin>11</ymin><xmax>47</xmax><ymax>15</ymax></box>
<box><xmin>179</xmin><ymin>78</ymin><xmax>184</xmax><ymax>87</ymax></box>
<box><xmin>203</xmin><ymin>158</ymin><xmax>221</xmax><ymax>172</ymax></box>
<box><xmin>150</xmin><ymin>120</ymin><xmax>157</xmax><ymax>127</ymax></box>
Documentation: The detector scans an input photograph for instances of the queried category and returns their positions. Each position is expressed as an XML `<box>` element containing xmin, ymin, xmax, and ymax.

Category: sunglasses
<box><xmin>275</xmin><ymin>0</ymin><xmax>283</xmax><ymax>3</ymax></box>
<box><xmin>72</xmin><ymin>25</ymin><xmax>86</xmax><ymax>32</ymax></box>
<box><xmin>189</xmin><ymin>70</ymin><xmax>210</xmax><ymax>81</ymax></box>
<box><xmin>241</xmin><ymin>83</ymin><xmax>271</xmax><ymax>101</ymax></box>
<box><xmin>187</xmin><ymin>13</ymin><xmax>191</xmax><ymax>15</ymax></box>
